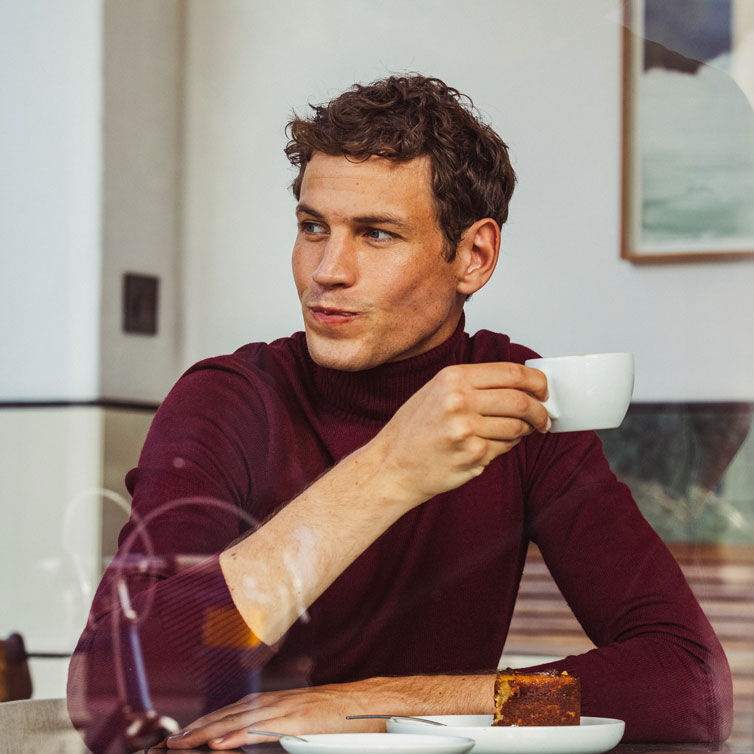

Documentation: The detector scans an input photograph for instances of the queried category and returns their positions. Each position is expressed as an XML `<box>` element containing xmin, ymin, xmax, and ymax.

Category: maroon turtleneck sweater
<box><xmin>67</xmin><ymin>322</ymin><xmax>732</xmax><ymax>751</ymax></box>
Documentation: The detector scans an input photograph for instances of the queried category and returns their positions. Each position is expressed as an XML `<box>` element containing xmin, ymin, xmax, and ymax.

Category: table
<box><xmin>0</xmin><ymin>700</ymin><xmax>742</xmax><ymax>754</ymax></box>
<box><xmin>0</xmin><ymin>730</ymin><xmax>741</xmax><ymax>753</ymax></box>
<box><xmin>152</xmin><ymin>743</ymin><xmax>735</xmax><ymax>753</ymax></box>
<box><xmin>0</xmin><ymin>730</ymin><xmax>739</xmax><ymax>754</ymax></box>
<box><xmin>150</xmin><ymin>731</ymin><xmax>741</xmax><ymax>753</ymax></box>
<box><xmin>141</xmin><ymin>745</ymin><xmax>735</xmax><ymax>753</ymax></box>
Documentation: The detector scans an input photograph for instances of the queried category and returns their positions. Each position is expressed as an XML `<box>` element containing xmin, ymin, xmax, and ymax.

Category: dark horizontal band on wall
<box><xmin>26</xmin><ymin>652</ymin><xmax>72</xmax><ymax>659</ymax></box>
<box><xmin>0</xmin><ymin>399</ymin><xmax>160</xmax><ymax>412</ymax></box>
<box><xmin>627</xmin><ymin>401</ymin><xmax>753</xmax><ymax>413</ymax></box>
<box><xmin>1</xmin><ymin>400</ymin><xmax>751</xmax><ymax>413</ymax></box>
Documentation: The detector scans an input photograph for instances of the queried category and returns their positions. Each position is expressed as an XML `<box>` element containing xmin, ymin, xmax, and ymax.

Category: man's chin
<box><xmin>305</xmin><ymin>336</ymin><xmax>377</xmax><ymax>372</ymax></box>
<box><xmin>308</xmin><ymin>351</ymin><xmax>370</xmax><ymax>372</ymax></box>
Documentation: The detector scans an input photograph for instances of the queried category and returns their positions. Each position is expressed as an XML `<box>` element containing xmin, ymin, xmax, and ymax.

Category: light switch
<box><xmin>123</xmin><ymin>273</ymin><xmax>159</xmax><ymax>335</ymax></box>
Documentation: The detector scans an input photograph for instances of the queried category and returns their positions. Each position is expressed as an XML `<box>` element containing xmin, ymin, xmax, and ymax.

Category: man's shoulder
<box><xmin>187</xmin><ymin>332</ymin><xmax>308</xmax><ymax>378</ymax></box>
<box><xmin>465</xmin><ymin>328</ymin><xmax>541</xmax><ymax>365</ymax></box>
<box><xmin>231</xmin><ymin>331</ymin><xmax>308</xmax><ymax>370</ymax></box>
<box><xmin>167</xmin><ymin>333</ymin><xmax>311</xmax><ymax>407</ymax></box>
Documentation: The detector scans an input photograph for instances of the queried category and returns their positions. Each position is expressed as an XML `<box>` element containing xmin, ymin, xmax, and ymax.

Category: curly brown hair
<box><xmin>285</xmin><ymin>74</ymin><xmax>516</xmax><ymax>260</ymax></box>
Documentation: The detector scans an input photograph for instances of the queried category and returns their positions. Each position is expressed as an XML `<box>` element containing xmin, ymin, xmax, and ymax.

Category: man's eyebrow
<box><xmin>295</xmin><ymin>203</ymin><xmax>325</xmax><ymax>218</ymax></box>
<box><xmin>295</xmin><ymin>203</ymin><xmax>409</xmax><ymax>230</ymax></box>
<box><xmin>351</xmin><ymin>213</ymin><xmax>410</xmax><ymax>230</ymax></box>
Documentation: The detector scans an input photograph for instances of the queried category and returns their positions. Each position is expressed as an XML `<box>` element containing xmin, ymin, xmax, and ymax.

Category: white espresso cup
<box><xmin>524</xmin><ymin>352</ymin><xmax>634</xmax><ymax>433</ymax></box>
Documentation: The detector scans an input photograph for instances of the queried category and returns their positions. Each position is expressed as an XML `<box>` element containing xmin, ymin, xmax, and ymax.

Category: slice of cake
<box><xmin>493</xmin><ymin>669</ymin><xmax>580</xmax><ymax>726</ymax></box>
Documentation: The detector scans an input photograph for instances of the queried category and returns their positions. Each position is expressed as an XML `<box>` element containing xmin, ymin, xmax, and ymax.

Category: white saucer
<box><xmin>386</xmin><ymin>714</ymin><xmax>625</xmax><ymax>754</ymax></box>
<box><xmin>279</xmin><ymin>732</ymin><xmax>475</xmax><ymax>754</ymax></box>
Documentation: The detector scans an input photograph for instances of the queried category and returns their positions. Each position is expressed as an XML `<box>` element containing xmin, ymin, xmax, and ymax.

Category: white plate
<box><xmin>280</xmin><ymin>732</ymin><xmax>476</xmax><ymax>754</ymax></box>
<box><xmin>386</xmin><ymin>715</ymin><xmax>625</xmax><ymax>754</ymax></box>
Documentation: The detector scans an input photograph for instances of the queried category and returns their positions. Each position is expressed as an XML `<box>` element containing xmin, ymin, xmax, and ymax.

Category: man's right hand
<box><xmin>371</xmin><ymin>362</ymin><xmax>550</xmax><ymax>508</ymax></box>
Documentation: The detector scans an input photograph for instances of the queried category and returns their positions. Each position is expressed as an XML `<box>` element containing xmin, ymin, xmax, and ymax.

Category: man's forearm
<box><xmin>166</xmin><ymin>673</ymin><xmax>498</xmax><ymax>749</ymax></box>
<box><xmin>219</xmin><ymin>437</ymin><xmax>414</xmax><ymax>645</ymax></box>
<box><xmin>363</xmin><ymin>673</ymin><xmax>497</xmax><ymax>717</ymax></box>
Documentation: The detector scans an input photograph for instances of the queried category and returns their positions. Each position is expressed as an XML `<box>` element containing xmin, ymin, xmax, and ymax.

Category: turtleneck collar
<box><xmin>306</xmin><ymin>314</ymin><xmax>468</xmax><ymax>423</ymax></box>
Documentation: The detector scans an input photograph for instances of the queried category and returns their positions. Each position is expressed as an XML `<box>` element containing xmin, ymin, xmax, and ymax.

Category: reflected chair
<box><xmin>0</xmin><ymin>633</ymin><xmax>32</xmax><ymax>703</ymax></box>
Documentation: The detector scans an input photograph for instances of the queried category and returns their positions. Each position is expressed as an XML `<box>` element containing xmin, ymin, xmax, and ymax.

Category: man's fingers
<box><xmin>226</xmin><ymin>712</ymin><xmax>380</xmax><ymax>748</ymax></box>
<box><xmin>166</xmin><ymin>707</ymin><xmax>271</xmax><ymax>749</ymax></box>
<box><xmin>171</xmin><ymin>695</ymin><xmax>260</xmax><ymax>733</ymax></box>
<box><xmin>471</xmin><ymin>389</ymin><xmax>550</xmax><ymax>432</ymax></box>
<box><xmin>446</xmin><ymin>362</ymin><xmax>549</xmax><ymax>399</ymax></box>
<box><xmin>477</xmin><ymin>415</ymin><xmax>539</xmax><ymax>442</ymax></box>
<box><xmin>208</xmin><ymin>715</ymin><xmax>299</xmax><ymax>749</ymax></box>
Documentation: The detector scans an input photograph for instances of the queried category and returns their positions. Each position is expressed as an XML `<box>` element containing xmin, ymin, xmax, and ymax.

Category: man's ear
<box><xmin>454</xmin><ymin>218</ymin><xmax>500</xmax><ymax>296</ymax></box>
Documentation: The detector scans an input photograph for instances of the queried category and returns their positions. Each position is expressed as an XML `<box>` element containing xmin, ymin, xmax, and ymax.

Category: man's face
<box><xmin>292</xmin><ymin>152</ymin><xmax>466</xmax><ymax>372</ymax></box>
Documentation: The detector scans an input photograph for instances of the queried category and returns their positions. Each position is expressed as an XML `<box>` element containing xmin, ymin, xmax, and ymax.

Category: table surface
<box><xmin>141</xmin><ymin>744</ymin><xmax>736</xmax><ymax>754</ymax></box>
<box><xmin>0</xmin><ymin>699</ymin><xmax>743</xmax><ymax>754</ymax></box>
<box><xmin>0</xmin><ymin>729</ymin><xmax>742</xmax><ymax>753</ymax></box>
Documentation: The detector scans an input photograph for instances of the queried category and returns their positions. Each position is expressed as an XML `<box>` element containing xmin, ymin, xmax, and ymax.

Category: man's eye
<box><xmin>300</xmin><ymin>221</ymin><xmax>326</xmax><ymax>234</ymax></box>
<box><xmin>365</xmin><ymin>229</ymin><xmax>394</xmax><ymax>241</ymax></box>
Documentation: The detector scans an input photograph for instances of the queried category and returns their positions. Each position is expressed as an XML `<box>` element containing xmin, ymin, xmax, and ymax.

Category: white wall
<box><xmin>0</xmin><ymin>405</ymin><xmax>152</xmax><ymax>699</ymax></box>
<box><xmin>182</xmin><ymin>0</ymin><xmax>754</xmax><ymax>401</ymax></box>
<box><xmin>100</xmin><ymin>0</ymin><xmax>185</xmax><ymax>402</ymax></box>
<box><xmin>0</xmin><ymin>0</ymin><xmax>102</xmax><ymax>401</ymax></box>
<box><xmin>0</xmin><ymin>0</ymin><xmax>104</xmax><ymax>700</ymax></box>
<box><xmin>0</xmin><ymin>408</ymin><xmax>103</xmax><ymax>697</ymax></box>
<box><xmin>1</xmin><ymin>0</ymin><xmax>185</xmax><ymax>405</ymax></box>
<box><xmin>0</xmin><ymin>0</ymin><xmax>178</xmax><ymax>700</ymax></box>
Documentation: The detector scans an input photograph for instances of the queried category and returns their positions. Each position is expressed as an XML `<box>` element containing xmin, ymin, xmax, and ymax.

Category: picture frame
<box><xmin>620</xmin><ymin>0</ymin><xmax>754</xmax><ymax>263</ymax></box>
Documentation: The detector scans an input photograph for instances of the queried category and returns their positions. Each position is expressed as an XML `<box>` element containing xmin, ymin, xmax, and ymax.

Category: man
<box><xmin>68</xmin><ymin>75</ymin><xmax>732</xmax><ymax>752</ymax></box>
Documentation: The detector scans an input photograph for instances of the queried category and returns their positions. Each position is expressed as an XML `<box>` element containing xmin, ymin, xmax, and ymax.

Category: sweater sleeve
<box><xmin>67</xmin><ymin>362</ymin><xmax>278</xmax><ymax>753</ymax></box>
<box><xmin>520</xmin><ymin>430</ymin><xmax>733</xmax><ymax>742</ymax></box>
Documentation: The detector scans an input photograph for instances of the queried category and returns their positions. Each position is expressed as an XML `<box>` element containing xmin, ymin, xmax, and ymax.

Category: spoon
<box><xmin>246</xmin><ymin>729</ymin><xmax>309</xmax><ymax>742</ymax></box>
<box><xmin>346</xmin><ymin>714</ymin><xmax>446</xmax><ymax>726</ymax></box>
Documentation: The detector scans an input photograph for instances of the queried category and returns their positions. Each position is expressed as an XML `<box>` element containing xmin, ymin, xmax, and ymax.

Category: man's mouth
<box><xmin>309</xmin><ymin>306</ymin><xmax>358</xmax><ymax>324</ymax></box>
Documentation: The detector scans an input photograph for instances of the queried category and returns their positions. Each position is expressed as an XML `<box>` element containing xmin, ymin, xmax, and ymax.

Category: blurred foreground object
<box><xmin>0</xmin><ymin>632</ymin><xmax>33</xmax><ymax>702</ymax></box>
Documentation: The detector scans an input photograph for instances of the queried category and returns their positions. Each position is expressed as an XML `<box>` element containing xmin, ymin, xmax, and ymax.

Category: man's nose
<box><xmin>312</xmin><ymin>233</ymin><xmax>356</xmax><ymax>287</ymax></box>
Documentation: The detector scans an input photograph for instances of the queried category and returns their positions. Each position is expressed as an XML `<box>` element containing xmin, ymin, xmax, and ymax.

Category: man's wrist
<box><xmin>353</xmin><ymin>434</ymin><xmax>427</xmax><ymax>513</ymax></box>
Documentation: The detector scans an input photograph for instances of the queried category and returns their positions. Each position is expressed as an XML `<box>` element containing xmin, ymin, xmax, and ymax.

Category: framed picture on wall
<box><xmin>621</xmin><ymin>0</ymin><xmax>754</xmax><ymax>262</ymax></box>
